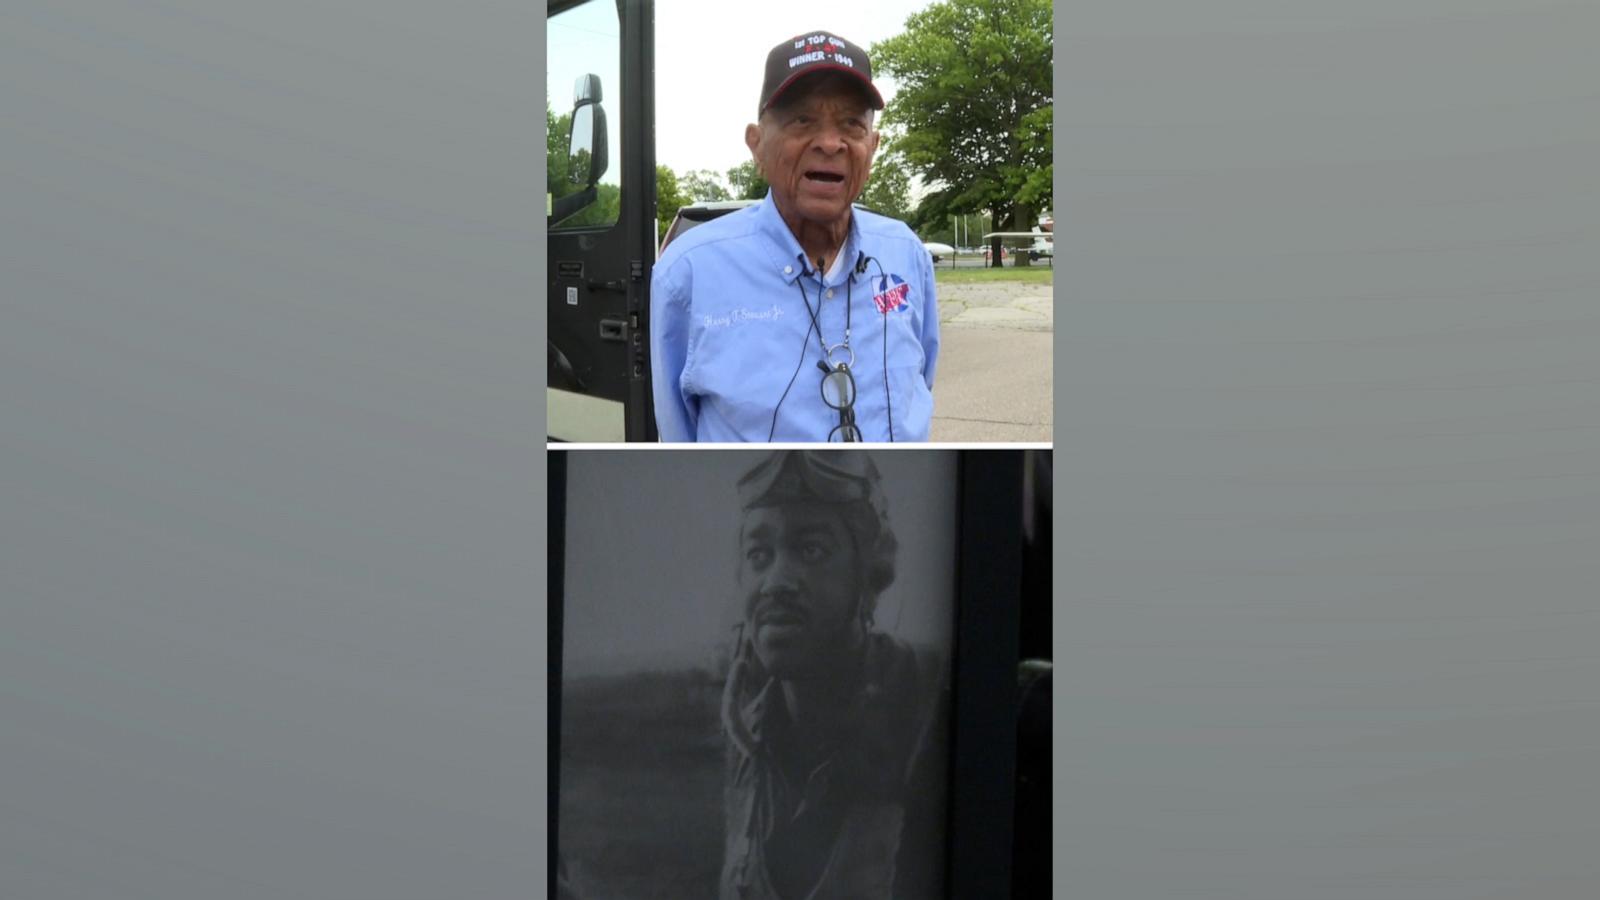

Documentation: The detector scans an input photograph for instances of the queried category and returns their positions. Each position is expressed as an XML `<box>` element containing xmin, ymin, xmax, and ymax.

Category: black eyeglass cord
<box><xmin>797</xmin><ymin>256</ymin><xmax>859</xmax><ymax>441</ymax></box>
<box><xmin>768</xmin><ymin>253</ymin><xmax>840</xmax><ymax>441</ymax></box>
<box><xmin>769</xmin><ymin>251</ymin><xmax>903</xmax><ymax>442</ymax></box>
<box><xmin>863</xmin><ymin>255</ymin><xmax>895</xmax><ymax>443</ymax></box>
<box><xmin>766</xmin><ymin>293</ymin><xmax>818</xmax><ymax>442</ymax></box>
<box><xmin>798</xmin><ymin>255</ymin><xmax>851</xmax><ymax>362</ymax></box>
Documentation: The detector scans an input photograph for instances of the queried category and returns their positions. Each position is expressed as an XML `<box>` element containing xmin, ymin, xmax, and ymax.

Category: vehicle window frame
<box><xmin>548</xmin><ymin>0</ymin><xmax>624</xmax><ymax>234</ymax></box>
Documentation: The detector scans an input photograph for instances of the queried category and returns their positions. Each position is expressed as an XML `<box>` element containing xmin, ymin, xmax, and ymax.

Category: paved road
<box><xmin>930</xmin><ymin>280</ymin><xmax>1053</xmax><ymax>442</ymax></box>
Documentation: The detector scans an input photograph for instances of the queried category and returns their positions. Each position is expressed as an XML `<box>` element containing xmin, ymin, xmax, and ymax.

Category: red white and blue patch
<box><xmin>873</xmin><ymin>274</ymin><xmax>911</xmax><ymax>313</ymax></box>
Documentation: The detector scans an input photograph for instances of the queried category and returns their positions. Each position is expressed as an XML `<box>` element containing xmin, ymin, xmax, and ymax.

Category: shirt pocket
<box><xmin>884</xmin><ymin>364</ymin><xmax>933</xmax><ymax>441</ymax></box>
<box><xmin>880</xmin><ymin>300</ymin><xmax>927</xmax><ymax>373</ymax></box>
<box><xmin>836</xmin><ymin>304</ymin><xmax>923</xmax><ymax>440</ymax></box>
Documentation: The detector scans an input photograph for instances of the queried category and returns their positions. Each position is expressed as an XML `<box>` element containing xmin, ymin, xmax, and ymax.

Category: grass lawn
<box><xmin>932</xmin><ymin>264</ymin><xmax>1054</xmax><ymax>285</ymax></box>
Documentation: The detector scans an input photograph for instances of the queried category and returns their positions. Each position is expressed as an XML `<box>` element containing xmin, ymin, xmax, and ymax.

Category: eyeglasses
<box><xmin>818</xmin><ymin>361</ymin><xmax>862</xmax><ymax>442</ymax></box>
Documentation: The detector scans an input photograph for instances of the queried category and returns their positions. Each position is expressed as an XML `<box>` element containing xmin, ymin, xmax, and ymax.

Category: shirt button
<box><xmin>826</xmin><ymin>289</ymin><xmax>835</xmax><ymax>299</ymax></box>
<box><xmin>783</xmin><ymin>265</ymin><xmax>793</xmax><ymax>275</ymax></box>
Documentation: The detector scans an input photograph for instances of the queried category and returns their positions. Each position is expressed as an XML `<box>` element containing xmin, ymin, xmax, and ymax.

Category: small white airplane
<box><xmin>922</xmin><ymin>241</ymin><xmax>955</xmax><ymax>263</ymax></box>
<box><xmin>981</xmin><ymin>225</ymin><xmax>1053</xmax><ymax>261</ymax></box>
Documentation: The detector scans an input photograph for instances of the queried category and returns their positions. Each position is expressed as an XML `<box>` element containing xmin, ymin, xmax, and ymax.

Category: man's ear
<box><xmin>859</xmin><ymin>129</ymin><xmax>881</xmax><ymax>186</ymax></box>
<box><xmin>744</xmin><ymin>123</ymin><xmax>763</xmax><ymax>167</ymax></box>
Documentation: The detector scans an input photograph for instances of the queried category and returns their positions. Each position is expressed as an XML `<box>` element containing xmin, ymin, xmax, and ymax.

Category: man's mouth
<box><xmin>757</xmin><ymin>605</ymin><xmax>809</xmax><ymax>628</ymax></box>
<box><xmin>804</xmin><ymin>170</ymin><xmax>846</xmax><ymax>185</ymax></box>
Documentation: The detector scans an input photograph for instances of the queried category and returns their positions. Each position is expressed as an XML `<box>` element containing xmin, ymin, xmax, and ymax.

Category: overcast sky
<box><xmin>549</xmin><ymin>0</ymin><xmax>941</xmax><ymax>183</ymax></box>
<box><xmin>654</xmin><ymin>0</ymin><xmax>935</xmax><ymax>175</ymax></box>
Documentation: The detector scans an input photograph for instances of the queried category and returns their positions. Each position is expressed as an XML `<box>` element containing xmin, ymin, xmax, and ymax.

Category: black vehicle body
<box><xmin>548</xmin><ymin>0</ymin><xmax>656</xmax><ymax>441</ymax></box>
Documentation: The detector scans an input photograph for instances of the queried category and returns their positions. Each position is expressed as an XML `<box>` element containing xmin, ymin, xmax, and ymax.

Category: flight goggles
<box><xmin>736</xmin><ymin>450</ymin><xmax>887</xmax><ymax>517</ymax></box>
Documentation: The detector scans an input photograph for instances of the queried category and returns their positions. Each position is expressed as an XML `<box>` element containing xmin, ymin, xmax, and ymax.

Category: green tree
<box><xmin>568</xmin><ymin>184</ymin><xmax>621</xmax><ymax>229</ymax></box>
<box><xmin>925</xmin><ymin>212</ymin><xmax>990</xmax><ymax>250</ymax></box>
<box><xmin>680</xmin><ymin>168</ymin><xmax>732</xmax><ymax>202</ymax></box>
<box><xmin>859</xmin><ymin>147</ymin><xmax>914</xmax><ymax>221</ymax></box>
<box><xmin>725</xmin><ymin>159</ymin><xmax>769</xmax><ymax>200</ymax></box>
<box><xmin>547</xmin><ymin>100</ymin><xmax>569</xmax><ymax>189</ymax></box>
<box><xmin>873</xmin><ymin>0</ymin><xmax>1052</xmax><ymax>266</ymax></box>
<box><xmin>656</xmin><ymin>164</ymin><xmax>687</xmax><ymax>241</ymax></box>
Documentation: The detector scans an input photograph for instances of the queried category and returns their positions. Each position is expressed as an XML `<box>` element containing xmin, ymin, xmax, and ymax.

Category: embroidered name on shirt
<box><xmin>703</xmin><ymin>305</ymin><xmax>786</xmax><ymax>329</ymax></box>
<box><xmin>873</xmin><ymin>275</ymin><xmax>911</xmax><ymax>313</ymax></box>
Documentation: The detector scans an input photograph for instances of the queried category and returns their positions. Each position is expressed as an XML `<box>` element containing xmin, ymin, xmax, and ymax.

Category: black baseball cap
<box><xmin>759</xmin><ymin>31</ymin><xmax>885</xmax><ymax>115</ymax></box>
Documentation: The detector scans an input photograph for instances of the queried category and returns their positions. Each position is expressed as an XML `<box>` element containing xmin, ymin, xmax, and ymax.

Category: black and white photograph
<box><xmin>551</xmin><ymin>449</ymin><xmax>962</xmax><ymax>899</ymax></box>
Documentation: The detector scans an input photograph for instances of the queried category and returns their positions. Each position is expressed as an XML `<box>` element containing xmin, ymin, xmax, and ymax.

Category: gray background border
<box><xmin>1055</xmin><ymin>1</ymin><xmax>1600</xmax><ymax>898</ymax></box>
<box><xmin>3</xmin><ymin>3</ymin><xmax>548</xmax><ymax>897</ymax></box>
<box><xmin>3</xmin><ymin>1</ymin><xmax>1599</xmax><ymax>897</ymax></box>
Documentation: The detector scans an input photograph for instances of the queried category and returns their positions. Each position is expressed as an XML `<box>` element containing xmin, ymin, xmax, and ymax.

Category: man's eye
<box><xmin>746</xmin><ymin>547</ymin><xmax>773</xmax><ymax>567</ymax></box>
<box><xmin>799</xmin><ymin>542</ymin><xmax>829</xmax><ymax>563</ymax></box>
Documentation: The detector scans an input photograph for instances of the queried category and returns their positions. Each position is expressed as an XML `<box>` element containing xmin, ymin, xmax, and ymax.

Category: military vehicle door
<box><xmin>547</xmin><ymin>0</ymin><xmax>655</xmax><ymax>441</ymax></box>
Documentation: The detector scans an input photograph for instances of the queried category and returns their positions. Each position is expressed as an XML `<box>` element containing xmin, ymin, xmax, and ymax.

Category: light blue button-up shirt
<box><xmin>651</xmin><ymin>193</ymin><xmax>939</xmax><ymax>442</ymax></box>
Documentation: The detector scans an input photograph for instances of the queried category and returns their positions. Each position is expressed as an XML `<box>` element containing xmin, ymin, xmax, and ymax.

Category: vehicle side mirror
<box><xmin>573</xmin><ymin>73</ymin><xmax>603</xmax><ymax>106</ymax></box>
<box><xmin>567</xmin><ymin>75</ymin><xmax>608</xmax><ymax>186</ymax></box>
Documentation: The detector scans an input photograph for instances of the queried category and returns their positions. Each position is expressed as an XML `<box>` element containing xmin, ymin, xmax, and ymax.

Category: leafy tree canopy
<box><xmin>725</xmin><ymin>159</ymin><xmax>769</xmax><ymax>201</ymax></box>
<box><xmin>873</xmin><ymin>0</ymin><xmax>1051</xmax><ymax>261</ymax></box>
<box><xmin>656</xmin><ymin>164</ymin><xmax>686</xmax><ymax>240</ymax></box>
<box><xmin>680</xmin><ymin>169</ymin><xmax>732</xmax><ymax>203</ymax></box>
<box><xmin>859</xmin><ymin>145</ymin><xmax>914</xmax><ymax>222</ymax></box>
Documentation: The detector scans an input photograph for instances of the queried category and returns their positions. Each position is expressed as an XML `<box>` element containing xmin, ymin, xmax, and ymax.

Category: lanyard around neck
<box><xmin>795</xmin><ymin>254</ymin><xmax>853</xmax><ymax>369</ymax></box>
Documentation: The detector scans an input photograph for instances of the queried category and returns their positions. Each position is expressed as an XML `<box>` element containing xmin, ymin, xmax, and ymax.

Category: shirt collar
<box><xmin>755</xmin><ymin>190</ymin><xmax>861</xmax><ymax>287</ymax></box>
<box><xmin>741</xmin><ymin>674</ymin><xmax>778</xmax><ymax>743</ymax></box>
<box><xmin>738</xmin><ymin>635</ymin><xmax>900</xmax><ymax>745</ymax></box>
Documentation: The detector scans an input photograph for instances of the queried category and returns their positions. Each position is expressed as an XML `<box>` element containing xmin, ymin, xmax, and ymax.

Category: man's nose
<box><xmin>811</xmin><ymin>125</ymin><xmax>849</xmax><ymax>155</ymax></box>
<box><xmin>760</xmin><ymin>551</ymin><xmax>802</xmax><ymax>597</ymax></box>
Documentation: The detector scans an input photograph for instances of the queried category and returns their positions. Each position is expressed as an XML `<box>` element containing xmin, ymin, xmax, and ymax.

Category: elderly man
<box><xmin>651</xmin><ymin>33</ymin><xmax>940</xmax><ymax>442</ymax></box>
<box><xmin>720</xmin><ymin>450</ymin><xmax>947</xmax><ymax>899</ymax></box>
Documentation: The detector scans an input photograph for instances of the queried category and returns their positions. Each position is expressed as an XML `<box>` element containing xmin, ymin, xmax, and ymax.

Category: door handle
<box><xmin>598</xmin><ymin>318</ymin><xmax>628</xmax><ymax>342</ymax></box>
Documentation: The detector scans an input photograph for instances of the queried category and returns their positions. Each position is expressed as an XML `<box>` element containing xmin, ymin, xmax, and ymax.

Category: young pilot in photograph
<box><xmin>720</xmin><ymin>450</ymin><xmax>947</xmax><ymax>898</ymax></box>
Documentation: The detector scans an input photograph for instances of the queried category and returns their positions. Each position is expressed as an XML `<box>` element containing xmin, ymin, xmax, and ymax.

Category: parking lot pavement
<box><xmin>931</xmin><ymin>281</ymin><xmax>1053</xmax><ymax>442</ymax></box>
<box><xmin>937</xmin><ymin>281</ymin><xmax>1053</xmax><ymax>330</ymax></box>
